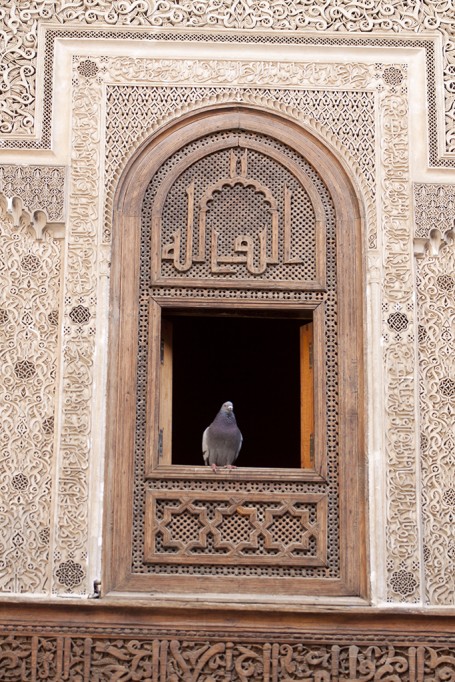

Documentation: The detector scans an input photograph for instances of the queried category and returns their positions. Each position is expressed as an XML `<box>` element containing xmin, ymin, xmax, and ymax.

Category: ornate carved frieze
<box><xmin>377</xmin><ymin>66</ymin><xmax>422</xmax><ymax>603</ymax></box>
<box><xmin>0</xmin><ymin>610</ymin><xmax>454</xmax><ymax>682</ymax></box>
<box><xmin>1</xmin><ymin>1</ymin><xmax>454</xmax><ymax>169</ymax></box>
<box><xmin>0</xmin><ymin>198</ymin><xmax>62</xmax><ymax>594</ymax></box>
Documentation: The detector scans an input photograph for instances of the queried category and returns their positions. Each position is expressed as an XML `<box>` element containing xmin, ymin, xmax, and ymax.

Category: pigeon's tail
<box><xmin>203</xmin><ymin>452</ymin><xmax>209</xmax><ymax>465</ymax></box>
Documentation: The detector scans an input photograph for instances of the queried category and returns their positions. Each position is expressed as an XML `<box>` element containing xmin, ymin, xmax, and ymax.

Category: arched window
<box><xmin>104</xmin><ymin>108</ymin><xmax>366</xmax><ymax>600</ymax></box>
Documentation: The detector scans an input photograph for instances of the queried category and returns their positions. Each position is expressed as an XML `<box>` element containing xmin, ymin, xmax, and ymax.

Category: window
<box><xmin>105</xmin><ymin>108</ymin><xmax>366</xmax><ymax>600</ymax></box>
<box><xmin>159</xmin><ymin>310</ymin><xmax>314</xmax><ymax>470</ymax></box>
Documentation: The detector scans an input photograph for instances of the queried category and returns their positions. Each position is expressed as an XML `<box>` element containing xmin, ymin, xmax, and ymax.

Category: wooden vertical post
<box><xmin>300</xmin><ymin>322</ymin><xmax>314</xmax><ymax>469</ymax></box>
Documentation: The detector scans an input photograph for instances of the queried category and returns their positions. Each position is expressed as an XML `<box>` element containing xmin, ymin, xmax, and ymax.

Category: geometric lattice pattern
<box><xmin>145</xmin><ymin>492</ymin><xmax>325</xmax><ymax>564</ymax></box>
<box><xmin>133</xmin><ymin>123</ymin><xmax>341</xmax><ymax>581</ymax></box>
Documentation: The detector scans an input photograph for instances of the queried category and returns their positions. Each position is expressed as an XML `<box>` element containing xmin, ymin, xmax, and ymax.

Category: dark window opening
<box><xmin>163</xmin><ymin>311</ymin><xmax>313</xmax><ymax>469</ymax></box>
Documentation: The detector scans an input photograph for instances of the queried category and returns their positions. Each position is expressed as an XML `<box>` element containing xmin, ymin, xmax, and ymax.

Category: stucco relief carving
<box><xmin>1</xmin><ymin>0</ymin><xmax>455</xmax><ymax>162</ymax></box>
<box><xmin>414</xmin><ymin>183</ymin><xmax>455</xmax><ymax>256</ymax></box>
<box><xmin>0</xmin><ymin>197</ymin><xmax>62</xmax><ymax>594</ymax></box>
<box><xmin>51</xmin><ymin>71</ymin><xmax>102</xmax><ymax>595</ymax></box>
<box><xmin>0</xmin><ymin>166</ymin><xmax>66</xmax><ymax>240</ymax></box>
<box><xmin>414</xmin><ymin>182</ymin><xmax>455</xmax><ymax>610</ymax></box>
<box><xmin>417</xmin><ymin>242</ymin><xmax>455</xmax><ymax>605</ymax></box>
<box><xmin>0</xmin><ymin>166</ymin><xmax>65</xmax><ymax>223</ymax></box>
<box><xmin>378</xmin><ymin>70</ymin><xmax>422</xmax><ymax>602</ymax></box>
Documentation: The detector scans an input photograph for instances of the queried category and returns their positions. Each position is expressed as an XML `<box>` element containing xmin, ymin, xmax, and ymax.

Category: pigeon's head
<box><xmin>221</xmin><ymin>401</ymin><xmax>234</xmax><ymax>414</ymax></box>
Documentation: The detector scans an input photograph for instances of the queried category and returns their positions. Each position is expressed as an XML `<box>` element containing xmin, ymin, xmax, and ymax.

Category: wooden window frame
<box><xmin>156</xmin><ymin>310</ymin><xmax>314</xmax><ymax>471</ymax></box>
<box><xmin>104</xmin><ymin>107</ymin><xmax>367</xmax><ymax>601</ymax></box>
<box><xmin>148</xmin><ymin>300</ymin><xmax>324</xmax><ymax>480</ymax></box>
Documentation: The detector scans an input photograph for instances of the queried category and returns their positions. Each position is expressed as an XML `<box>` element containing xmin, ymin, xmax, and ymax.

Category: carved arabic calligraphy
<box><xmin>161</xmin><ymin>148</ymin><xmax>305</xmax><ymax>278</ymax></box>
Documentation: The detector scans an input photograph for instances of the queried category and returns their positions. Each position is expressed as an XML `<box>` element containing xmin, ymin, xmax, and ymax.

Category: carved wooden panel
<box><xmin>0</xmin><ymin>604</ymin><xmax>454</xmax><ymax>682</ymax></box>
<box><xmin>144</xmin><ymin>490</ymin><xmax>327</xmax><ymax>565</ymax></box>
<box><xmin>152</xmin><ymin>132</ymin><xmax>326</xmax><ymax>289</ymax></box>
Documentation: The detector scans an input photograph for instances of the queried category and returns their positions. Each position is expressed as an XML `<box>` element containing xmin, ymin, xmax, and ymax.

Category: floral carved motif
<box><xmin>0</xmin><ymin>165</ymin><xmax>65</xmax><ymax>224</ymax></box>
<box><xmin>0</xmin><ymin>198</ymin><xmax>61</xmax><ymax>594</ymax></box>
<box><xmin>417</xmin><ymin>243</ymin><xmax>455</xmax><ymax>606</ymax></box>
<box><xmin>1</xmin><ymin>0</ymin><xmax>455</xmax><ymax>163</ymax></box>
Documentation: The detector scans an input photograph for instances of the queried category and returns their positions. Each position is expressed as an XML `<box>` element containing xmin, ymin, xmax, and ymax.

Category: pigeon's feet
<box><xmin>211</xmin><ymin>463</ymin><xmax>218</xmax><ymax>473</ymax></box>
<box><xmin>223</xmin><ymin>464</ymin><xmax>237</xmax><ymax>469</ymax></box>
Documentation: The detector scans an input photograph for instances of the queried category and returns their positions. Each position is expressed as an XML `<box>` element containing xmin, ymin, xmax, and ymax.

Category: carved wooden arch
<box><xmin>105</xmin><ymin>106</ymin><xmax>367</xmax><ymax>601</ymax></box>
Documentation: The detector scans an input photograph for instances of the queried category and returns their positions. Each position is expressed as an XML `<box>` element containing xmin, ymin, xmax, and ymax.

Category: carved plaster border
<box><xmin>413</xmin><ymin>184</ymin><xmax>455</xmax><ymax>606</ymax></box>
<box><xmin>0</xmin><ymin>1</ymin><xmax>454</xmax><ymax>167</ymax></box>
<box><xmin>48</xmin><ymin>53</ymin><xmax>423</xmax><ymax>605</ymax></box>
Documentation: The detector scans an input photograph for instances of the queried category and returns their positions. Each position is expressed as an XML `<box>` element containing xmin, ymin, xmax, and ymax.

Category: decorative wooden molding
<box><xmin>0</xmin><ymin>602</ymin><xmax>454</xmax><ymax>681</ymax></box>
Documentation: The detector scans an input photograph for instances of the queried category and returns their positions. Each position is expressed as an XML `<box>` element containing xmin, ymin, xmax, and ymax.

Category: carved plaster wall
<box><xmin>414</xmin><ymin>184</ymin><xmax>455</xmax><ymax>606</ymax></box>
<box><xmin>0</xmin><ymin>198</ymin><xmax>62</xmax><ymax>594</ymax></box>
<box><xmin>0</xmin><ymin>4</ymin><xmax>454</xmax><ymax>608</ymax></box>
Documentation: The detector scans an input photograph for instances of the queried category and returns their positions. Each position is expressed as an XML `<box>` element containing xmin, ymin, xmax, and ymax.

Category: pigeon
<box><xmin>202</xmin><ymin>401</ymin><xmax>243</xmax><ymax>472</ymax></box>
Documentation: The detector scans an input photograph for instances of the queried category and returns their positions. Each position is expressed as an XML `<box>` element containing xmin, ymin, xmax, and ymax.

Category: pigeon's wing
<box><xmin>202</xmin><ymin>426</ymin><xmax>209</xmax><ymax>465</ymax></box>
<box><xmin>231</xmin><ymin>429</ymin><xmax>243</xmax><ymax>464</ymax></box>
<box><xmin>236</xmin><ymin>431</ymin><xmax>243</xmax><ymax>459</ymax></box>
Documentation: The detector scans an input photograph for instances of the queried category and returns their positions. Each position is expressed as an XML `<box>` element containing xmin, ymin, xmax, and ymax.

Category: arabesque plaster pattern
<box><xmin>0</xmin><ymin>4</ymin><xmax>453</xmax><ymax>607</ymax></box>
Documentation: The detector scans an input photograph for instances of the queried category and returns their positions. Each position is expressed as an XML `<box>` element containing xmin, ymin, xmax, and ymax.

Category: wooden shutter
<box><xmin>300</xmin><ymin>322</ymin><xmax>314</xmax><ymax>468</ymax></box>
<box><xmin>159</xmin><ymin>319</ymin><xmax>173</xmax><ymax>465</ymax></box>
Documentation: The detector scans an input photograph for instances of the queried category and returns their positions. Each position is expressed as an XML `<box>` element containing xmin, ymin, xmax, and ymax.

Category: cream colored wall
<box><xmin>0</xmin><ymin>3</ymin><xmax>453</xmax><ymax>608</ymax></box>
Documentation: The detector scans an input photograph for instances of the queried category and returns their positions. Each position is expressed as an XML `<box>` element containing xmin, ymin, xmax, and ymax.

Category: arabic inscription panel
<box><xmin>150</xmin><ymin>130</ymin><xmax>325</xmax><ymax>290</ymax></box>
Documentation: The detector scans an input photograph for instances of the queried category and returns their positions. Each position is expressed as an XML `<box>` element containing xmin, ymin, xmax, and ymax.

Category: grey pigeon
<box><xmin>202</xmin><ymin>401</ymin><xmax>242</xmax><ymax>471</ymax></box>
